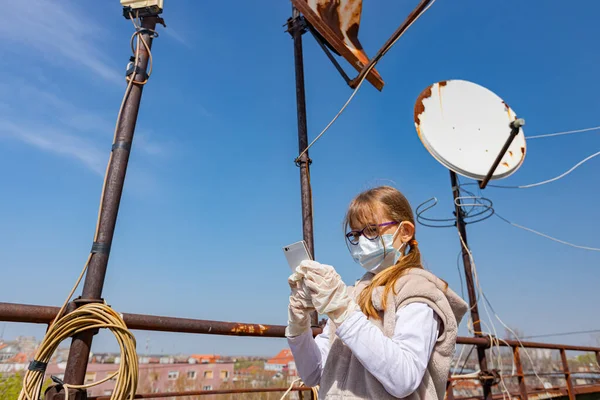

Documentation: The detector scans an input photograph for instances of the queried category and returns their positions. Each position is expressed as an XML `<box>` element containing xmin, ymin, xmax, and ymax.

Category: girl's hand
<box><xmin>298</xmin><ymin>260</ymin><xmax>359</xmax><ymax>325</ymax></box>
<box><xmin>285</xmin><ymin>271</ymin><xmax>314</xmax><ymax>338</ymax></box>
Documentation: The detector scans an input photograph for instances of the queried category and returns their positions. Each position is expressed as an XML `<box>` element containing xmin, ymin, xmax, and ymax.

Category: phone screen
<box><xmin>283</xmin><ymin>241</ymin><xmax>312</xmax><ymax>272</ymax></box>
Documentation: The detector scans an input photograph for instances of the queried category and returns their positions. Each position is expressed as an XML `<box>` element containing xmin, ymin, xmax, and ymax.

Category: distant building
<box><xmin>189</xmin><ymin>354</ymin><xmax>221</xmax><ymax>364</ymax></box>
<box><xmin>46</xmin><ymin>361</ymin><xmax>234</xmax><ymax>398</ymax></box>
<box><xmin>265</xmin><ymin>349</ymin><xmax>297</xmax><ymax>376</ymax></box>
<box><xmin>234</xmin><ymin>364</ymin><xmax>263</xmax><ymax>381</ymax></box>
<box><xmin>0</xmin><ymin>342</ymin><xmax>20</xmax><ymax>362</ymax></box>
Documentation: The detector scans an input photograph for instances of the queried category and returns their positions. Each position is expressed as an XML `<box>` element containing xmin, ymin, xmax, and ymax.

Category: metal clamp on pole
<box><xmin>125</xmin><ymin>63</ymin><xmax>149</xmax><ymax>82</ymax></box>
<box><xmin>479</xmin><ymin>369</ymin><xmax>501</xmax><ymax>386</ymax></box>
<box><xmin>479</xmin><ymin>118</ymin><xmax>525</xmax><ymax>189</ymax></box>
<box><xmin>285</xmin><ymin>14</ymin><xmax>307</xmax><ymax>36</ymax></box>
<box><xmin>294</xmin><ymin>156</ymin><xmax>312</xmax><ymax>168</ymax></box>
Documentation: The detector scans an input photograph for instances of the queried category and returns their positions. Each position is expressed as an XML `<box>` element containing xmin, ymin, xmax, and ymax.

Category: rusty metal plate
<box><xmin>414</xmin><ymin>80</ymin><xmax>526</xmax><ymax>180</ymax></box>
<box><xmin>292</xmin><ymin>0</ymin><xmax>384</xmax><ymax>91</ymax></box>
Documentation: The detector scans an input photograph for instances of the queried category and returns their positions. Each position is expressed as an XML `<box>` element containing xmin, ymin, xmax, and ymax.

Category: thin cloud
<box><xmin>0</xmin><ymin>0</ymin><xmax>121</xmax><ymax>84</ymax></box>
<box><xmin>0</xmin><ymin>82</ymin><xmax>166</xmax><ymax>174</ymax></box>
<box><xmin>163</xmin><ymin>27</ymin><xmax>191</xmax><ymax>47</ymax></box>
<box><xmin>0</xmin><ymin>0</ymin><xmax>166</xmax><ymax>179</ymax></box>
<box><xmin>0</xmin><ymin>121</ymin><xmax>106</xmax><ymax>175</ymax></box>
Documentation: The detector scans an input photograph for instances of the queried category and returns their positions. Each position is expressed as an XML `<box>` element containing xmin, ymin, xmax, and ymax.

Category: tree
<box><xmin>0</xmin><ymin>373</ymin><xmax>52</xmax><ymax>400</ymax></box>
<box><xmin>0</xmin><ymin>373</ymin><xmax>23</xmax><ymax>399</ymax></box>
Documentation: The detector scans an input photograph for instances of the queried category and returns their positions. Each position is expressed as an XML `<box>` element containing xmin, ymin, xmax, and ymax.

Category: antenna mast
<box><xmin>47</xmin><ymin>3</ymin><xmax>164</xmax><ymax>399</ymax></box>
<box><xmin>414</xmin><ymin>80</ymin><xmax>528</xmax><ymax>400</ymax></box>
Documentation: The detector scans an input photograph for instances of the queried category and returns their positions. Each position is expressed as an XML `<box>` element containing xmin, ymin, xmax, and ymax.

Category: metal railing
<box><xmin>1</xmin><ymin>302</ymin><xmax>599</xmax><ymax>399</ymax></box>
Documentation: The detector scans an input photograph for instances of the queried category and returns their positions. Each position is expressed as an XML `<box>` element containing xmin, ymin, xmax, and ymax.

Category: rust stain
<box><xmin>315</xmin><ymin>0</ymin><xmax>368</xmax><ymax>65</ymax></box>
<box><xmin>414</xmin><ymin>85</ymin><xmax>433</xmax><ymax>125</ymax></box>
<box><xmin>508</xmin><ymin>151</ymin><xmax>513</xmax><ymax>157</ymax></box>
<box><xmin>501</xmin><ymin>100</ymin><xmax>515</xmax><ymax>120</ymax></box>
<box><xmin>230</xmin><ymin>324</ymin><xmax>268</xmax><ymax>335</ymax></box>
<box><xmin>437</xmin><ymin>81</ymin><xmax>447</xmax><ymax>112</ymax></box>
<box><xmin>521</xmin><ymin>147</ymin><xmax>525</xmax><ymax>156</ymax></box>
<box><xmin>502</xmin><ymin>162</ymin><xmax>509</xmax><ymax>168</ymax></box>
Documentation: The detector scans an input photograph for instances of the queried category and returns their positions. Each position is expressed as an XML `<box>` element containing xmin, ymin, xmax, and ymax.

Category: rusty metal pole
<box><xmin>289</xmin><ymin>8</ymin><xmax>315</xmax><ymax>260</ymax></box>
<box><xmin>52</xmin><ymin>16</ymin><xmax>158</xmax><ymax>400</ymax></box>
<box><xmin>513</xmin><ymin>346</ymin><xmax>528</xmax><ymax>400</ymax></box>
<box><xmin>445</xmin><ymin>374</ymin><xmax>455</xmax><ymax>400</ymax></box>
<box><xmin>288</xmin><ymin>8</ymin><xmax>317</xmax><ymax>400</ymax></box>
<box><xmin>450</xmin><ymin>171</ymin><xmax>492</xmax><ymax>400</ymax></box>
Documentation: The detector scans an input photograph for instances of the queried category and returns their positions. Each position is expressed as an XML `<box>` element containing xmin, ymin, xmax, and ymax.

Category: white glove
<box><xmin>298</xmin><ymin>260</ymin><xmax>359</xmax><ymax>326</ymax></box>
<box><xmin>285</xmin><ymin>271</ymin><xmax>314</xmax><ymax>338</ymax></box>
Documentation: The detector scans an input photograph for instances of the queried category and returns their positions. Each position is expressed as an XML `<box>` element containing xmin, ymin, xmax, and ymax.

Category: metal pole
<box><xmin>289</xmin><ymin>8</ymin><xmax>315</xmax><ymax>261</ymax></box>
<box><xmin>478</xmin><ymin>119</ymin><xmax>525</xmax><ymax>189</ymax></box>
<box><xmin>289</xmin><ymin>9</ymin><xmax>317</xmax><ymax>400</ymax></box>
<box><xmin>53</xmin><ymin>16</ymin><xmax>158</xmax><ymax>400</ymax></box>
<box><xmin>560</xmin><ymin>349</ymin><xmax>575</xmax><ymax>400</ymax></box>
<box><xmin>450</xmin><ymin>170</ymin><xmax>492</xmax><ymax>400</ymax></box>
<box><xmin>513</xmin><ymin>346</ymin><xmax>528</xmax><ymax>400</ymax></box>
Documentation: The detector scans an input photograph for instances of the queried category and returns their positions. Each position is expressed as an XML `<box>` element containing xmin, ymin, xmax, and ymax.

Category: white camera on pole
<box><xmin>120</xmin><ymin>0</ymin><xmax>163</xmax><ymax>16</ymax></box>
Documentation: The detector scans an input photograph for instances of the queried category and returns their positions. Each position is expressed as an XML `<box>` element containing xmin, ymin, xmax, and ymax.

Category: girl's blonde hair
<box><xmin>344</xmin><ymin>186</ymin><xmax>422</xmax><ymax>320</ymax></box>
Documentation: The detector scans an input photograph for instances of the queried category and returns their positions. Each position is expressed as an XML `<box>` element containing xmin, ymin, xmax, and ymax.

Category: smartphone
<box><xmin>283</xmin><ymin>241</ymin><xmax>312</xmax><ymax>272</ymax></box>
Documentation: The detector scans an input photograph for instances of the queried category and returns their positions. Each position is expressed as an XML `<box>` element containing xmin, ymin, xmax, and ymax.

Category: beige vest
<box><xmin>318</xmin><ymin>268</ymin><xmax>468</xmax><ymax>400</ymax></box>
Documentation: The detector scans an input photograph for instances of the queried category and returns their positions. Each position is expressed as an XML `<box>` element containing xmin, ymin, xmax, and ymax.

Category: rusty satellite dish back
<box><xmin>292</xmin><ymin>0</ymin><xmax>384</xmax><ymax>90</ymax></box>
<box><xmin>414</xmin><ymin>80</ymin><xmax>527</xmax><ymax>181</ymax></box>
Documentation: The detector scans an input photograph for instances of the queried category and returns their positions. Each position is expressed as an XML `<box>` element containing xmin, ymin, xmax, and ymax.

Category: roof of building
<box><xmin>190</xmin><ymin>354</ymin><xmax>221</xmax><ymax>363</ymax></box>
<box><xmin>266</xmin><ymin>349</ymin><xmax>294</xmax><ymax>366</ymax></box>
<box><xmin>9</xmin><ymin>353</ymin><xmax>29</xmax><ymax>363</ymax></box>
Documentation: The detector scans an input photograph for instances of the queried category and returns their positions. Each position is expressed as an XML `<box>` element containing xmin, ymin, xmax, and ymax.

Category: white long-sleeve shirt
<box><xmin>287</xmin><ymin>302</ymin><xmax>439</xmax><ymax>398</ymax></box>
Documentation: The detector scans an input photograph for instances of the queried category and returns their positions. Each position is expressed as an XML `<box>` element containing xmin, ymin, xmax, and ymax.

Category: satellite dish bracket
<box><xmin>306</xmin><ymin>24</ymin><xmax>352</xmax><ymax>85</ymax></box>
<box><xmin>478</xmin><ymin>118</ymin><xmax>526</xmax><ymax>189</ymax></box>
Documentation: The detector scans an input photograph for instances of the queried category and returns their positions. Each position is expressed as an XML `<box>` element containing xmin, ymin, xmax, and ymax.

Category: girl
<box><xmin>286</xmin><ymin>186</ymin><xmax>468</xmax><ymax>399</ymax></box>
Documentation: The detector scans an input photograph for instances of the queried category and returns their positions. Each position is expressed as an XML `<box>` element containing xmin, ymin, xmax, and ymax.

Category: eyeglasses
<box><xmin>345</xmin><ymin>221</ymin><xmax>399</xmax><ymax>245</ymax></box>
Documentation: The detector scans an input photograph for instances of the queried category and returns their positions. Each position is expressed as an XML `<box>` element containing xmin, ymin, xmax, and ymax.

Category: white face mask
<box><xmin>349</xmin><ymin>223</ymin><xmax>406</xmax><ymax>274</ymax></box>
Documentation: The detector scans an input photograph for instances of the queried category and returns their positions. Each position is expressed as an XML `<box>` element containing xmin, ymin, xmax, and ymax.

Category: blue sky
<box><xmin>1</xmin><ymin>0</ymin><xmax>599</xmax><ymax>357</ymax></box>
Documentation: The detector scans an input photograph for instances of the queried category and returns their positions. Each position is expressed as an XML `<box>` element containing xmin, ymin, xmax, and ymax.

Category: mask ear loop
<box><xmin>387</xmin><ymin>221</ymin><xmax>406</xmax><ymax>259</ymax></box>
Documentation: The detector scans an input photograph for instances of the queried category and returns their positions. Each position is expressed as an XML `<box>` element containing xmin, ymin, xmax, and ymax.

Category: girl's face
<box><xmin>348</xmin><ymin>204</ymin><xmax>415</xmax><ymax>250</ymax></box>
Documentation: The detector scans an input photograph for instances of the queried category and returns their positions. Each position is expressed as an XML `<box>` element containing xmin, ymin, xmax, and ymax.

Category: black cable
<box><xmin>458</xmin><ymin>346</ymin><xmax>476</xmax><ymax>375</ymax></box>
<box><xmin>456</xmin><ymin>250</ymin><xmax>465</xmax><ymax>301</ymax></box>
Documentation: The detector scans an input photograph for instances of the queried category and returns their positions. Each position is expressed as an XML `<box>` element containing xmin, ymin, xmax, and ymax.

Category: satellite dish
<box><xmin>414</xmin><ymin>80</ymin><xmax>526</xmax><ymax>181</ymax></box>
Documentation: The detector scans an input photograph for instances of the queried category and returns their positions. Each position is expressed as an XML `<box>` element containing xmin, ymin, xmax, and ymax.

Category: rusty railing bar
<box><xmin>0</xmin><ymin>302</ymin><xmax>316</xmax><ymax>338</ymax></box>
<box><xmin>88</xmin><ymin>386</ymin><xmax>313</xmax><ymax>399</ymax></box>
<box><xmin>3</xmin><ymin>302</ymin><xmax>600</xmax><ymax>353</ymax></box>
<box><xmin>453</xmin><ymin>384</ymin><xmax>600</xmax><ymax>400</ymax></box>
<box><xmin>560</xmin><ymin>348</ymin><xmax>575</xmax><ymax>400</ymax></box>
<box><xmin>450</xmin><ymin>371</ymin><xmax>600</xmax><ymax>381</ymax></box>
<box><xmin>456</xmin><ymin>335</ymin><xmax>600</xmax><ymax>353</ymax></box>
<box><xmin>86</xmin><ymin>384</ymin><xmax>600</xmax><ymax>400</ymax></box>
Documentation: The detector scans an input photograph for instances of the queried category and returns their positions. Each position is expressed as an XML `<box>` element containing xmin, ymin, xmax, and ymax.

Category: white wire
<box><xmin>280</xmin><ymin>378</ymin><xmax>302</xmax><ymax>399</ymax></box>
<box><xmin>295</xmin><ymin>0</ymin><xmax>437</xmax><ymax>161</ymax></box>
<box><xmin>488</xmin><ymin>150</ymin><xmax>600</xmax><ymax>189</ymax></box>
<box><xmin>456</xmin><ymin>229</ymin><xmax>553</xmax><ymax>397</ymax></box>
<box><xmin>527</xmin><ymin>125</ymin><xmax>600</xmax><ymax>140</ymax></box>
<box><xmin>456</xmin><ymin>230</ymin><xmax>511</xmax><ymax>398</ymax></box>
<box><xmin>495</xmin><ymin>213</ymin><xmax>600</xmax><ymax>252</ymax></box>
